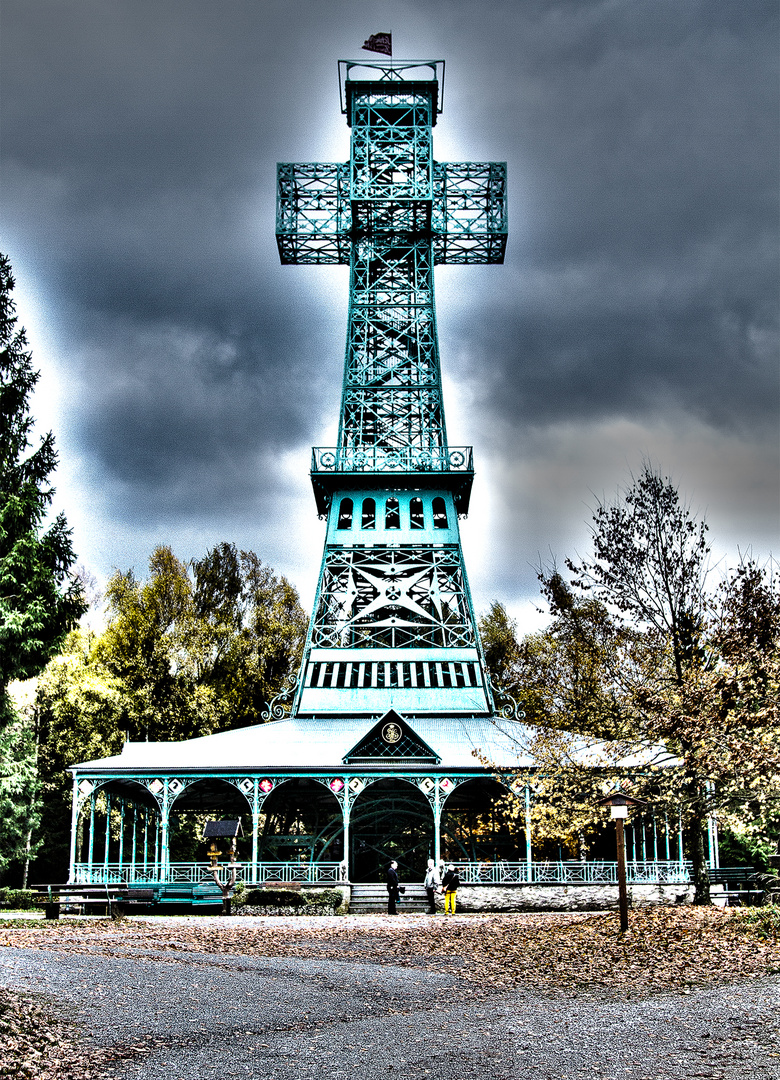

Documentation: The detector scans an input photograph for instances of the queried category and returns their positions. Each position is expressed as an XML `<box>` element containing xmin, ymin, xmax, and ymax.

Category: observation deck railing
<box><xmin>311</xmin><ymin>445</ymin><xmax>473</xmax><ymax>475</ymax></box>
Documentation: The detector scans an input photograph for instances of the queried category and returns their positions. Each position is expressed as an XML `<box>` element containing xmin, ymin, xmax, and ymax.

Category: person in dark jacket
<box><xmin>442</xmin><ymin>863</ymin><xmax>460</xmax><ymax>914</ymax></box>
<box><xmin>386</xmin><ymin>860</ymin><xmax>400</xmax><ymax>914</ymax></box>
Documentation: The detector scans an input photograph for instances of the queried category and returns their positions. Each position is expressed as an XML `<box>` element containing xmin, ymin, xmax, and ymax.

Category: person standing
<box><xmin>442</xmin><ymin>863</ymin><xmax>460</xmax><ymax>914</ymax></box>
<box><xmin>386</xmin><ymin>860</ymin><xmax>400</xmax><ymax>915</ymax></box>
<box><xmin>423</xmin><ymin>858</ymin><xmax>441</xmax><ymax>914</ymax></box>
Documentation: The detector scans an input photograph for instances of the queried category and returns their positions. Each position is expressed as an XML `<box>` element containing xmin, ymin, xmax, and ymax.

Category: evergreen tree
<box><xmin>0</xmin><ymin>253</ymin><xmax>85</xmax><ymax>725</ymax></box>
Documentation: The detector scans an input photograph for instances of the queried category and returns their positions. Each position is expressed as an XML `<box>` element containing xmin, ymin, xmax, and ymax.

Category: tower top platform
<box><xmin>338</xmin><ymin>59</ymin><xmax>445</xmax><ymax>116</ymax></box>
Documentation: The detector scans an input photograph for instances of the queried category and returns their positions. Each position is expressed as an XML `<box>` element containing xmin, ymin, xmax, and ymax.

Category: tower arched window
<box><xmin>410</xmin><ymin>497</ymin><xmax>424</xmax><ymax>529</ymax></box>
<box><xmin>337</xmin><ymin>498</ymin><xmax>353</xmax><ymax>529</ymax></box>
<box><xmin>385</xmin><ymin>497</ymin><xmax>400</xmax><ymax>529</ymax></box>
<box><xmin>362</xmin><ymin>498</ymin><xmax>376</xmax><ymax>529</ymax></box>
<box><xmin>432</xmin><ymin>497</ymin><xmax>448</xmax><ymax>529</ymax></box>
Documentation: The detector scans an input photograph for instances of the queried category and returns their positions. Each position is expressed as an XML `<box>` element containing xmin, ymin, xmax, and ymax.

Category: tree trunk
<box><xmin>21</xmin><ymin>827</ymin><xmax>32</xmax><ymax>890</ymax></box>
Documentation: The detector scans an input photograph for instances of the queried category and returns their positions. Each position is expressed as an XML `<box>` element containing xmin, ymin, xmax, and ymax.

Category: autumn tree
<box><xmin>33</xmin><ymin>630</ymin><xmax>126</xmax><ymax>880</ymax></box>
<box><xmin>31</xmin><ymin>543</ymin><xmax>307</xmax><ymax>880</ymax></box>
<box><xmin>479</xmin><ymin>585</ymin><xmax>637</xmax><ymax>859</ymax></box>
<box><xmin>0</xmin><ymin>253</ymin><xmax>85</xmax><ymax>726</ymax></box>
<box><xmin>191</xmin><ymin>542</ymin><xmax>308</xmax><ymax>726</ymax></box>
<box><xmin>482</xmin><ymin>467</ymin><xmax>779</xmax><ymax>897</ymax></box>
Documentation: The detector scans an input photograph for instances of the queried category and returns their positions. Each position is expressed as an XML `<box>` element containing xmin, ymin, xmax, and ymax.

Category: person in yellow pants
<box><xmin>442</xmin><ymin>863</ymin><xmax>460</xmax><ymax>914</ymax></box>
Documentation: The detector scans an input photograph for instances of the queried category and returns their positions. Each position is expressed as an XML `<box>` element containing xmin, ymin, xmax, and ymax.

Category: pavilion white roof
<box><xmin>71</xmin><ymin>714</ymin><xmax>673</xmax><ymax>774</ymax></box>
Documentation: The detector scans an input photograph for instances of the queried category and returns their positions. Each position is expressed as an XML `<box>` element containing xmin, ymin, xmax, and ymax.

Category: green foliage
<box><xmin>240</xmin><ymin>886</ymin><xmax>343</xmax><ymax>911</ymax></box>
<box><xmin>191</xmin><ymin>543</ymin><xmax>308</xmax><ymax>729</ymax></box>
<box><xmin>0</xmin><ymin>888</ymin><xmax>37</xmax><ymax>910</ymax></box>
<box><xmin>30</xmin><ymin>545</ymin><xmax>306</xmax><ymax>880</ymax></box>
<box><xmin>304</xmin><ymin>888</ymin><xmax>344</xmax><ymax>911</ymax></box>
<box><xmin>0</xmin><ymin>253</ymin><xmax>86</xmax><ymax>725</ymax></box>
<box><xmin>479</xmin><ymin>602</ymin><xmax>520</xmax><ymax>687</ymax></box>
<box><xmin>0</xmin><ymin>705</ymin><xmax>41</xmax><ymax>880</ymax></box>
<box><xmin>34</xmin><ymin>631</ymin><xmax>125</xmax><ymax>879</ymax></box>
<box><xmin>96</xmin><ymin>547</ymin><xmax>216</xmax><ymax>741</ymax></box>
<box><xmin>94</xmin><ymin>543</ymin><xmax>307</xmax><ymax>741</ymax></box>
<box><xmin>736</xmin><ymin>903</ymin><xmax>780</xmax><ymax>941</ymax></box>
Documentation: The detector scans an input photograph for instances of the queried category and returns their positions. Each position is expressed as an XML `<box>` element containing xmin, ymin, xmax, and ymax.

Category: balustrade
<box><xmin>73</xmin><ymin>859</ymin><xmax>691</xmax><ymax>887</ymax></box>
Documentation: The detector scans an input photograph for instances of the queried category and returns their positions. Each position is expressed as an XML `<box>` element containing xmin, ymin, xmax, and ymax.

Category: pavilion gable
<box><xmin>343</xmin><ymin>709</ymin><xmax>440</xmax><ymax>766</ymax></box>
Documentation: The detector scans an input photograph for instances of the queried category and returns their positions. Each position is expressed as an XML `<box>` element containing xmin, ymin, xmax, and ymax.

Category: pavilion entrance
<box><xmin>349</xmin><ymin>778</ymin><xmax>434</xmax><ymax>882</ymax></box>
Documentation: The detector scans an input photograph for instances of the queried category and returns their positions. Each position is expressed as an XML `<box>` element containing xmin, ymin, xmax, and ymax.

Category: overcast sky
<box><xmin>3</xmin><ymin>0</ymin><xmax>778</xmax><ymax>631</ymax></box>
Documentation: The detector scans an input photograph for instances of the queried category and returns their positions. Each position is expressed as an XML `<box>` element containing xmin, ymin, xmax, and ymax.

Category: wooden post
<box><xmin>616</xmin><ymin>817</ymin><xmax>629</xmax><ymax>933</ymax></box>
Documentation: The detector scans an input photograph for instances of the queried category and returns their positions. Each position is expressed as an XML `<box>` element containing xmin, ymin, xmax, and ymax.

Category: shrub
<box><xmin>737</xmin><ymin>902</ymin><xmax>780</xmax><ymax>941</ymax></box>
<box><xmin>304</xmin><ymin>888</ymin><xmax>343</xmax><ymax>911</ymax></box>
<box><xmin>0</xmin><ymin>889</ymin><xmax>37</xmax><ymax>911</ymax></box>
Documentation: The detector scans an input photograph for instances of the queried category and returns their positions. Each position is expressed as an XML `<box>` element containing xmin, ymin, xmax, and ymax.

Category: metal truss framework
<box><xmin>311</xmin><ymin>544</ymin><xmax>474</xmax><ymax>650</ymax></box>
<box><xmin>277</xmin><ymin>61</ymin><xmax>508</xmax><ymax>710</ymax></box>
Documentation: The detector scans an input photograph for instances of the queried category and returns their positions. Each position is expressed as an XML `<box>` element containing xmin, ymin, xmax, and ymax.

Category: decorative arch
<box><xmin>361</xmin><ymin>497</ymin><xmax>376</xmax><ymax>528</ymax></box>
<box><xmin>348</xmin><ymin>775</ymin><xmax>436</xmax><ymax>882</ymax></box>
<box><xmin>254</xmin><ymin>777</ymin><xmax>344</xmax><ymax>865</ymax></box>
<box><xmin>432</xmin><ymin>496</ymin><xmax>448</xmax><ymax>528</ymax></box>
<box><xmin>440</xmin><ymin>775</ymin><xmax>526</xmax><ymax>866</ymax></box>
<box><xmin>337</xmin><ymin>497</ymin><xmax>353</xmax><ymax>529</ymax></box>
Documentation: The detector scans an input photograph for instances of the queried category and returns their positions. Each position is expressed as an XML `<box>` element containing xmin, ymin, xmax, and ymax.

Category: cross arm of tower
<box><xmin>276</xmin><ymin>160</ymin><xmax>507</xmax><ymax>266</ymax></box>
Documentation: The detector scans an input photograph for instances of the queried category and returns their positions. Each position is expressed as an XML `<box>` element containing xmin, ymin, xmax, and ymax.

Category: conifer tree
<box><xmin>0</xmin><ymin>253</ymin><xmax>85</xmax><ymax>725</ymax></box>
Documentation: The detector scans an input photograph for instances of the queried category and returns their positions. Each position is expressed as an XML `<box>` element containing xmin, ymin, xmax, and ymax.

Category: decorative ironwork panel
<box><xmin>311</xmin><ymin>544</ymin><xmax>475</xmax><ymax>649</ymax></box>
<box><xmin>311</xmin><ymin>445</ymin><xmax>472</xmax><ymax>474</ymax></box>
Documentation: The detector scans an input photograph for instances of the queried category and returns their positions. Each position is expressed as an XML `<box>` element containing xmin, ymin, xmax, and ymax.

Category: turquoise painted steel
<box><xmin>71</xmin><ymin>860</ymin><xmax>694</xmax><ymax>887</ymax></box>
<box><xmin>277</xmin><ymin>60</ymin><xmax>508</xmax><ymax>719</ymax></box>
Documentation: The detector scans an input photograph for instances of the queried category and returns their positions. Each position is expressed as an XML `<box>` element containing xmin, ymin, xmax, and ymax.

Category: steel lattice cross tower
<box><xmin>277</xmin><ymin>59</ymin><xmax>507</xmax><ymax>719</ymax></box>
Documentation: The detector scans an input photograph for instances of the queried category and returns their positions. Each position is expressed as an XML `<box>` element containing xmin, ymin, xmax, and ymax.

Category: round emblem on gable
<box><xmin>382</xmin><ymin>722</ymin><xmax>402</xmax><ymax>744</ymax></box>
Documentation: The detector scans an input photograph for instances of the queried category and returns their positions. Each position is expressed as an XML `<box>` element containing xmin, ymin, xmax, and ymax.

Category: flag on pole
<box><xmin>362</xmin><ymin>33</ymin><xmax>392</xmax><ymax>56</ymax></box>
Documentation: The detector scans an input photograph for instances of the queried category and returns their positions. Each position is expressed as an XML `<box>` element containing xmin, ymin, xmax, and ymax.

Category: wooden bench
<box><xmin>31</xmin><ymin>885</ymin><xmax>124</xmax><ymax>919</ymax></box>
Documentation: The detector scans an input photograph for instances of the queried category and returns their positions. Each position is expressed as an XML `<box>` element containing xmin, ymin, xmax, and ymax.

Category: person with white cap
<box><xmin>423</xmin><ymin>858</ymin><xmax>441</xmax><ymax>913</ymax></box>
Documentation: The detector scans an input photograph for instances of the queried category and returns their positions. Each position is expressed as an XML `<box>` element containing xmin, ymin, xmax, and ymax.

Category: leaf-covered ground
<box><xmin>0</xmin><ymin>907</ymin><xmax>777</xmax><ymax>1079</ymax></box>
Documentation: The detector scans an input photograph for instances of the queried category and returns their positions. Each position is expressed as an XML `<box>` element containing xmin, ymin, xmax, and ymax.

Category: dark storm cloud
<box><xmin>441</xmin><ymin>0</ymin><xmax>778</xmax><ymax>437</ymax></box>
<box><xmin>1</xmin><ymin>0</ymin><xmax>776</xmax><ymax>611</ymax></box>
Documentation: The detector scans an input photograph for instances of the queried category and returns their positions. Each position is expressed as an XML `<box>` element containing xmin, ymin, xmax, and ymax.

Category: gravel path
<box><xmin>1</xmin><ymin>916</ymin><xmax>778</xmax><ymax>1079</ymax></box>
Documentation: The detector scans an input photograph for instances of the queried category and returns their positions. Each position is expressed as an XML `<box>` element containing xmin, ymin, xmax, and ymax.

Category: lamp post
<box><xmin>597</xmin><ymin>791</ymin><xmax>647</xmax><ymax>932</ymax></box>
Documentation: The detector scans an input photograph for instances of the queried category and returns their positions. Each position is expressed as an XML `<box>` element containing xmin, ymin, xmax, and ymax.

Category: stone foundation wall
<box><xmin>456</xmin><ymin>883</ymin><xmax>694</xmax><ymax>912</ymax></box>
